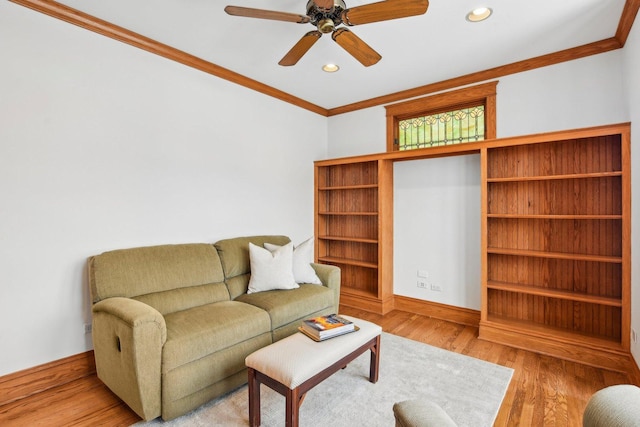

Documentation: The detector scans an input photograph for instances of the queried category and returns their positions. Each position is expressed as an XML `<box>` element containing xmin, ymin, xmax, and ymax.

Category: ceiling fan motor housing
<box><xmin>306</xmin><ymin>0</ymin><xmax>346</xmax><ymax>32</ymax></box>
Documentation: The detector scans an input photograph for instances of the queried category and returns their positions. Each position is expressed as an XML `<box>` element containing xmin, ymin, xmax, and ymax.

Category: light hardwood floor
<box><xmin>0</xmin><ymin>307</ymin><xmax>635</xmax><ymax>426</ymax></box>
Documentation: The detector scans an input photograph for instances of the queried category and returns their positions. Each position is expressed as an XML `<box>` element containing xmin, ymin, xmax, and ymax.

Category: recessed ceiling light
<box><xmin>322</xmin><ymin>63</ymin><xmax>340</xmax><ymax>73</ymax></box>
<box><xmin>466</xmin><ymin>7</ymin><xmax>492</xmax><ymax>22</ymax></box>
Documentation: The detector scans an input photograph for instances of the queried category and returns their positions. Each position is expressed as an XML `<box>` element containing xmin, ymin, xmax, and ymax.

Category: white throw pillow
<box><xmin>247</xmin><ymin>242</ymin><xmax>299</xmax><ymax>294</ymax></box>
<box><xmin>265</xmin><ymin>237</ymin><xmax>322</xmax><ymax>285</ymax></box>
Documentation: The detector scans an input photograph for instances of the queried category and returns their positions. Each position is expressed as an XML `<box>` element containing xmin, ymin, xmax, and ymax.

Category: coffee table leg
<box><xmin>369</xmin><ymin>335</ymin><xmax>381</xmax><ymax>383</ymax></box>
<box><xmin>248</xmin><ymin>368</ymin><xmax>261</xmax><ymax>427</ymax></box>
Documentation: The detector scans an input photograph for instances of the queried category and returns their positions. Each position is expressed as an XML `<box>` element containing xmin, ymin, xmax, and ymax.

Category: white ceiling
<box><xmin>55</xmin><ymin>0</ymin><xmax>627</xmax><ymax>109</ymax></box>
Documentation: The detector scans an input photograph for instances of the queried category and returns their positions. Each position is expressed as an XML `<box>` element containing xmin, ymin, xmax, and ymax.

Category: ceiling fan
<box><xmin>224</xmin><ymin>0</ymin><xmax>429</xmax><ymax>67</ymax></box>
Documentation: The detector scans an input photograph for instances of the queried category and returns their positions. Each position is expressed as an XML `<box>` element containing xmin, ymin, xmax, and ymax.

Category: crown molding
<box><xmin>329</xmin><ymin>0</ymin><xmax>638</xmax><ymax>115</ymax></box>
<box><xmin>8</xmin><ymin>0</ymin><xmax>329</xmax><ymax>116</ymax></box>
<box><xmin>327</xmin><ymin>37</ymin><xmax>622</xmax><ymax>116</ymax></box>
<box><xmin>616</xmin><ymin>0</ymin><xmax>640</xmax><ymax>46</ymax></box>
<box><xmin>10</xmin><ymin>0</ymin><xmax>639</xmax><ymax>117</ymax></box>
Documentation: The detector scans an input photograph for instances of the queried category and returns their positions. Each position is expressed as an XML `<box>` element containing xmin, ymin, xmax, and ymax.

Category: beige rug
<box><xmin>136</xmin><ymin>333</ymin><xmax>513</xmax><ymax>426</ymax></box>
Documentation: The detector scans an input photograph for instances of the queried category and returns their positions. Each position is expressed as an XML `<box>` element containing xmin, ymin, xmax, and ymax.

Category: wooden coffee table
<box><xmin>245</xmin><ymin>315</ymin><xmax>382</xmax><ymax>427</ymax></box>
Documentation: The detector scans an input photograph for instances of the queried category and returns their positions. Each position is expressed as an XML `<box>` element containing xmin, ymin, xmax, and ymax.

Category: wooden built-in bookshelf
<box><xmin>314</xmin><ymin>123</ymin><xmax>632</xmax><ymax>371</ymax></box>
<box><xmin>480</xmin><ymin>126</ymin><xmax>631</xmax><ymax>371</ymax></box>
<box><xmin>314</xmin><ymin>157</ymin><xmax>394</xmax><ymax>314</ymax></box>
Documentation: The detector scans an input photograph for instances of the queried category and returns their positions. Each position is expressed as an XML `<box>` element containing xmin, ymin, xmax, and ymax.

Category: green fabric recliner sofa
<box><xmin>88</xmin><ymin>235</ymin><xmax>340</xmax><ymax>421</ymax></box>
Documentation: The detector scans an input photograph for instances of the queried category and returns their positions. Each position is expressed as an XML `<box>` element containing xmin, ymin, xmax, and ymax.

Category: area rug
<box><xmin>135</xmin><ymin>333</ymin><xmax>513</xmax><ymax>427</ymax></box>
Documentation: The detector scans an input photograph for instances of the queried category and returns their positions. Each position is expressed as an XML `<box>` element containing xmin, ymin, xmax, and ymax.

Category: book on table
<box><xmin>300</xmin><ymin>314</ymin><xmax>356</xmax><ymax>341</ymax></box>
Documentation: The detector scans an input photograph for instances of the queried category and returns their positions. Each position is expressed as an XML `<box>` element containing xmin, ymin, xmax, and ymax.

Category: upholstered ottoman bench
<box><xmin>245</xmin><ymin>315</ymin><xmax>382</xmax><ymax>427</ymax></box>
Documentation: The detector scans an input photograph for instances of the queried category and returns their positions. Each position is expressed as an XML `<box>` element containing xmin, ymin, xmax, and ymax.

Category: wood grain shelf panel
<box><xmin>487</xmin><ymin>248</ymin><xmax>622</xmax><ymax>263</ymax></box>
<box><xmin>487</xmin><ymin>214</ymin><xmax>622</xmax><ymax>220</ymax></box>
<box><xmin>479</xmin><ymin>317</ymin><xmax>632</xmax><ymax>373</ymax></box>
<box><xmin>487</xmin><ymin>179</ymin><xmax>623</xmax><ymax>216</ymax></box>
<box><xmin>340</xmin><ymin>287</ymin><xmax>378</xmax><ymax>299</ymax></box>
<box><xmin>487</xmin><ymin>171</ymin><xmax>622</xmax><ymax>182</ymax></box>
<box><xmin>484</xmin><ymin>315</ymin><xmax>623</xmax><ymax>348</ymax></box>
<box><xmin>318</xmin><ymin>212</ymin><xmax>378</xmax><ymax>216</ymax></box>
<box><xmin>318</xmin><ymin>184</ymin><xmax>379</xmax><ymax>190</ymax></box>
<box><xmin>317</xmin><ymin>256</ymin><xmax>378</xmax><ymax>269</ymax></box>
<box><xmin>318</xmin><ymin>236</ymin><xmax>378</xmax><ymax>244</ymax></box>
<box><xmin>487</xmin><ymin>281</ymin><xmax>622</xmax><ymax>307</ymax></box>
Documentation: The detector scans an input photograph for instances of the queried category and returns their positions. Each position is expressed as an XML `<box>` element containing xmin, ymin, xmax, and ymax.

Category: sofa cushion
<box><xmin>162</xmin><ymin>333</ymin><xmax>271</xmax><ymax>410</ymax></box>
<box><xmin>89</xmin><ymin>243</ymin><xmax>225</xmax><ymax>303</ymax></box>
<box><xmin>133</xmin><ymin>283</ymin><xmax>230</xmax><ymax>316</ymax></box>
<box><xmin>224</xmin><ymin>274</ymin><xmax>251</xmax><ymax>301</ymax></box>
<box><xmin>214</xmin><ymin>235</ymin><xmax>290</xmax><ymax>279</ymax></box>
<box><xmin>247</xmin><ymin>242</ymin><xmax>298</xmax><ymax>294</ymax></box>
<box><xmin>235</xmin><ymin>284</ymin><xmax>335</xmax><ymax>330</ymax></box>
<box><xmin>162</xmin><ymin>300</ymin><xmax>271</xmax><ymax>373</ymax></box>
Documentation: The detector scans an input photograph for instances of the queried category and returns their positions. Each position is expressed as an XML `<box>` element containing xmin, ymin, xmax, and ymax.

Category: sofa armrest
<box><xmin>311</xmin><ymin>263</ymin><xmax>341</xmax><ymax>311</ymax></box>
<box><xmin>92</xmin><ymin>297</ymin><xmax>167</xmax><ymax>421</ymax></box>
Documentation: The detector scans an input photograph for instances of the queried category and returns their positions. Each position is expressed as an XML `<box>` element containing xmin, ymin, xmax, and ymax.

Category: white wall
<box><xmin>327</xmin><ymin>50</ymin><xmax>628</xmax><ymax>160</ymax></box>
<box><xmin>623</xmin><ymin>18</ymin><xmax>640</xmax><ymax>365</ymax></box>
<box><xmin>1</xmin><ymin>0</ymin><xmax>637</xmax><ymax>378</ymax></box>
<box><xmin>497</xmin><ymin>51</ymin><xmax>627</xmax><ymax>138</ymax></box>
<box><xmin>0</xmin><ymin>2</ymin><xmax>327</xmax><ymax>376</ymax></box>
<box><xmin>327</xmin><ymin>107</ymin><xmax>387</xmax><ymax>158</ymax></box>
<box><xmin>328</xmin><ymin>50</ymin><xmax>629</xmax><ymax>313</ymax></box>
<box><xmin>394</xmin><ymin>156</ymin><xmax>481</xmax><ymax>308</ymax></box>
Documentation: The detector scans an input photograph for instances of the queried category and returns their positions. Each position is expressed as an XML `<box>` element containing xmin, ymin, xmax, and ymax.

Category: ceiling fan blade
<box><xmin>332</xmin><ymin>28</ymin><xmax>381</xmax><ymax>67</ymax></box>
<box><xmin>342</xmin><ymin>0</ymin><xmax>429</xmax><ymax>26</ymax></box>
<box><xmin>279</xmin><ymin>31</ymin><xmax>323</xmax><ymax>66</ymax></box>
<box><xmin>224</xmin><ymin>6</ymin><xmax>310</xmax><ymax>24</ymax></box>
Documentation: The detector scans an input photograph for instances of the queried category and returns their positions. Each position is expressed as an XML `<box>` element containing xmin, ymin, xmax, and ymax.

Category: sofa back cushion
<box><xmin>214</xmin><ymin>235</ymin><xmax>290</xmax><ymax>299</ymax></box>
<box><xmin>89</xmin><ymin>243</ymin><xmax>229</xmax><ymax>314</ymax></box>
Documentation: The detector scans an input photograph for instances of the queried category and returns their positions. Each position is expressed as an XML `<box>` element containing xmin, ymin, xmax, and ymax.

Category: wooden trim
<box><xmin>386</xmin><ymin>112</ymin><xmax>396</xmax><ymax>153</ymax></box>
<box><xmin>621</xmin><ymin>124</ymin><xmax>632</xmax><ymax>351</ymax></box>
<box><xmin>384</xmin><ymin>81</ymin><xmax>497</xmax><ymax>152</ymax></box>
<box><xmin>393</xmin><ymin>295</ymin><xmax>481</xmax><ymax>327</ymax></box>
<box><xmin>0</xmin><ymin>351</ymin><xmax>95</xmax><ymax>407</ymax></box>
<box><xmin>385</xmin><ymin>81</ymin><xmax>498</xmax><ymax>119</ymax></box>
<box><xmin>484</xmin><ymin>90</ymin><xmax>496</xmax><ymax>140</ymax></box>
<box><xmin>10</xmin><ymin>0</ymin><xmax>638</xmax><ymax>117</ymax></box>
<box><xmin>615</xmin><ymin>0</ymin><xmax>640</xmax><ymax>46</ymax></box>
<box><xmin>316</xmin><ymin>122</ymin><xmax>632</xmax><ymax>165</ymax></box>
<box><xmin>487</xmin><ymin>281</ymin><xmax>623</xmax><ymax>307</ymax></box>
<box><xmin>378</xmin><ymin>159</ymin><xmax>394</xmax><ymax>302</ymax></box>
<box><xmin>631</xmin><ymin>353</ymin><xmax>640</xmax><ymax>386</ymax></box>
<box><xmin>480</xmin><ymin>148</ymin><xmax>488</xmax><ymax>323</ymax></box>
<box><xmin>340</xmin><ymin>290</ymin><xmax>395</xmax><ymax>315</ymax></box>
<box><xmin>327</xmin><ymin>38</ymin><xmax>621</xmax><ymax>116</ymax></box>
<box><xmin>479</xmin><ymin>321</ymin><xmax>632</xmax><ymax>373</ymax></box>
<box><xmin>8</xmin><ymin>0</ymin><xmax>328</xmax><ymax>116</ymax></box>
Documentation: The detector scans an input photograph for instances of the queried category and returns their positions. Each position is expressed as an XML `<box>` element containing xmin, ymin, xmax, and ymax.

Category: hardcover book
<box><xmin>298</xmin><ymin>325</ymin><xmax>359</xmax><ymax>342</ymax></box>
<box><xmin>301</xmin><ymin>314</ymin><xmax>355</xmax><ymax>340</ymax></box>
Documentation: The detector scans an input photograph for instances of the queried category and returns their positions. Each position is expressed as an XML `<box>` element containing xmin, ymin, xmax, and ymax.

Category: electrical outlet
<box><xmin>430</xmin><ymin>283</ymin><xmax>442</xmax><ymax>292</ymax></box>
<box><xmin>633</xmin><ymin>329</ymin><xmax>638</xmax><ymax>343</ymax></box>
<box><xmin>84</xmin><ymin>323</ymin><xmax>92</xmax><ymax>334</ymax></box>
<box><xmin>417</xmin><ymin>280</ymin><xmax>427</xmax><ymax>289</ymax></box>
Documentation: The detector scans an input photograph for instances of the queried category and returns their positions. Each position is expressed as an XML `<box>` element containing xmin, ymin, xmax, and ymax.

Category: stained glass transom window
<box><xmin>397</xmin><ymin>105</ymin><xmax>485</xmax><ymax>151</ymax></box>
